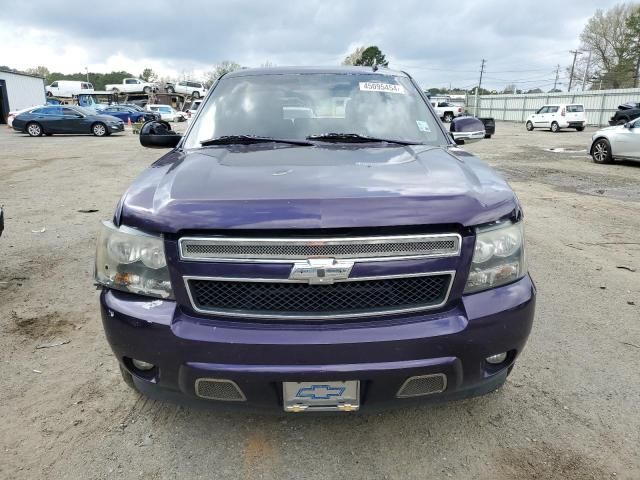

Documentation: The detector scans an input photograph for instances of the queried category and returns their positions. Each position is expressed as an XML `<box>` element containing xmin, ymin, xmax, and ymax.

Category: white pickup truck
<box><xmin>430</xmin><ymin>100</ymin><xmax>464</xmax><ymax>123</ymax></box>
<box><xmin>105</xmin><ymin>78</ymin><xmax>158</xmax><ymax>94</ymax></box>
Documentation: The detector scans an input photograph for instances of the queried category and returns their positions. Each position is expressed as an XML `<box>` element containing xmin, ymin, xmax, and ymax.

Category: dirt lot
<box><xmin>0</xmin><ymin>121</ymin><xmax>639</xmax><ymax>480</ymax></box>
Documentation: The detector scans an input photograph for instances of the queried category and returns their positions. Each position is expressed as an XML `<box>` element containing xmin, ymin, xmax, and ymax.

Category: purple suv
<box><xmin>95</xmin><ymin>67</ymin><xmax>535</xmax><ymax>412</ymax></box>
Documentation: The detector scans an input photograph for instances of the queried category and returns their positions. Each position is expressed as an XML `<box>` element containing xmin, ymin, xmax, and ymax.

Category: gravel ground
<box><xmin>0</xmin><ymin>121</ymin><xmax>639</xmax><ymax>480</ymax></box>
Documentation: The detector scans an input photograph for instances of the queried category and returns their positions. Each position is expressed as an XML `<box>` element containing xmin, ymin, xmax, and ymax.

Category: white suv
<box><xmin>526</xmin><ymin>104</ymin><xmax>586</xmax><ymax>132</ymax></box>
<box><xmin>167</xmin><ymin>80</ymin><xmax>207</xmax><ymax>98</ymax></box>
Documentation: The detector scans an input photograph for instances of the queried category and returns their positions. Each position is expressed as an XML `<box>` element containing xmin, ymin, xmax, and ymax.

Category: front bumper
<box><xmin>100</xmin><ymin>275</ymin><xmax>536</xmax><ymax>411</ymax></box>
<box><xmin>108</xmin><ymin>123</ymin><xmax>125</xmax><ymax>133</ymax></box>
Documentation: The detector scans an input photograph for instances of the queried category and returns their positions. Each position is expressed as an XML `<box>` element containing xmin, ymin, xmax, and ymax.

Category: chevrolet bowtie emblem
<box><xmin>289</xmin><ymin>258</ymin><xmax>354</xmax><ymax>284</ymax></box>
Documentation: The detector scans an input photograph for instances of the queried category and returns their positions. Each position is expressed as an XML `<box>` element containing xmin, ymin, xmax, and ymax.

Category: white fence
<box><xmin>470</xmin><ymin>88</ymin><xmax>640</xmax><ymax>126</ymax></box>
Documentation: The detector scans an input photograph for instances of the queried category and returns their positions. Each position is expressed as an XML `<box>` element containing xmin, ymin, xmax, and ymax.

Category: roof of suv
<box><xmin>224</xmin><ymin>66</ymin><xmax>409</xmax><ymax>78</ymax></box>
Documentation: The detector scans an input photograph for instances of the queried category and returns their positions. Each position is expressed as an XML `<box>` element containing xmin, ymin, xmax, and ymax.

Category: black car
<box><xmin>609</xmin><ymin>102</ymin><xmax>640</xmax><ymax>126</ymax></box>
<box><xmin>12</xmin><ymin>105</ymin><xmax>125</xmax><ymax>137</ymax></box>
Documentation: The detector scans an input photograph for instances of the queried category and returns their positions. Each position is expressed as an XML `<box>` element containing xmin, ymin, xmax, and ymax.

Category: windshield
<box><xmin>184</xmin><ymin>73</ymin><xmax>446</xmax><ymax>148</ymax></box>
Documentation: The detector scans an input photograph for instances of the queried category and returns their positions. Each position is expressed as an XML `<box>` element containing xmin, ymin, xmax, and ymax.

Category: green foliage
<box><xmin>140</xmin><ymin>68</ymin><xmax>158</xmax><ymax>82</ymax></box>
<box><xmin>353</xmin><ymin>46</ymin><xmax>389</xmax><ymax>67</ymax></box>
<box><xmin>204</xmin><ymin>61</ymin><xmax>242</xmax><ymax>88</ymax></box>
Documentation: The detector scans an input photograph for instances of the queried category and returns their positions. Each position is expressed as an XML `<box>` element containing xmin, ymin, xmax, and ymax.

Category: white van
<box><xmin>526</xmin><ymin>104</ymin><xmax>587</xmax><ymax>132</ymax></box>
<box><xmin>45</xmin><ymin>80</ymin><xmax>95</xmax><ymax>98</ymax></box>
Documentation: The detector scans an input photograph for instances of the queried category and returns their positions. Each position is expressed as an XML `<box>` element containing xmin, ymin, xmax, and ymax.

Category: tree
<box><xmin>25</xmin><ymin>65</ymin><xmax>50</xmax><ymax>79</ymax></box>
<box><xmin>525</xmin><ymin>88</ymin><xmax>544</xmax><ymax>94</ymax></box>
<box><xmin>354</xmin><ymin>46</ymin><xmax>389</xmax><ymax>67</ymax></box>
<box><xmin>343</xmin><ymin>47</ymin><xmax>366</xmax><ymax>65</ymax></box>
<box><xmin>625</xmin><ymin>7</ymin><xmax>640</xmax><ymax>87</ymax></box>
<box><xmin>204</xmin><ymin>61</ymin><xmax>241</xmax><ymax>88</ymax></box>
<box><xmin>572</xmin><ymin>3</ymin><xmax>640</xmax><ymax>89</ymax></box>
<box><xmin>140</xmin><ymin>68</ymin><xmax>157</xmax><ymax>82</ymax></box>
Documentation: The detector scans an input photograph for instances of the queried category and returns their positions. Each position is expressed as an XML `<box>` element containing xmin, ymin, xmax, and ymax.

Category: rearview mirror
<box><xmin>449</xmin><ymin>117</ymin><xmax>485</xmax><ymax>145</ymax></box>
<box><xmin>139</xmin><ymin>121</ymin><xmax>182</xmax><ymax>148</ymax></box>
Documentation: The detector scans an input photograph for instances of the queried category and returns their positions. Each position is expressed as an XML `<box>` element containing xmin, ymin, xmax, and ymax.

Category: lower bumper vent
<box><xmin>396</xmin><ymin>374</ymin><xmax>447</xmax><ymax>398</ymax></box>
<box><xmin>195</xmin><ymin>378</ymin><xmax>246</xmax><ymax>401</ymax></box>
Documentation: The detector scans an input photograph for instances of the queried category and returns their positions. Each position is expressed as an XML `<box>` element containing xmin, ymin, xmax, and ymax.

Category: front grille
<box><xmin>179</xmin><ymin>234</ymin><xmax>460</xmax><ymax>262</ymax></box>
<box><xmin>187</xmin><ymin>273</ymin><xmax>452</xmax><ymax>319</ymax></box>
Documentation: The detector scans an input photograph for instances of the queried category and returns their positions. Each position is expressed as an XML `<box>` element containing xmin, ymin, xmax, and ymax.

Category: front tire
<box><xmin>92</xmin><ymin>122</ymin><xmax>108</xmax><ymax>137</ymax></box>
<box><xmin>484</xmin><ymin>134</ymin><xmax>492</xmax><ymax>139</ymax></box>
<box><xmin>526</xmin><ymin>121</ymin><xmax>534</xmax><ymax>131</ymax></box>
<box><xmin>46</xmin><ymin>91</ymin><xmax>53</xmax><ymax>97</ymax></box>
<box><xmin>119</xmin><ymin>364</ymin><xmax>138</xmax><ymax>391</ymax></box>
<box><xmin>443</xmin><ymin>112</ymin><xmax>453</xmax><ymax>123</ymax></box>
<box><xmin>143</xmin><ymin>86</ymin><xmax>151</xmax><ymax>94</ymax></box>
<box><xmin>167</xmin><ymin>86</ymin><xmax>174</xmax><ymax>94</ymax></box>
<box><xmin>576</xmin><ymin>126</ymin><xmax>585</xmax><ymax>132</ymax></box>
<box><xmin>550</xmin><ymin>121</ymin><xmax>560</xmax><ymax>133</ymax></box>
<box><xmin>591</xmin><ymin>139</ymin><xmax>613</xmax><ymax>164</ymax></box>
<box><xmin>192</xmin><ymin>91</ymin><xmax>200</xmax><ymax>99</ymax></box>
<box><xmin>26</xmin><ymin>122</ymin><xmax>43</xmax><ymax>137</ymax></box>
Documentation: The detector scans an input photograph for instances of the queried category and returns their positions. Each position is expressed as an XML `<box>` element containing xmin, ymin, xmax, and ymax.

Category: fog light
<box><xmin>131</xmin><ymin>359</ymin><xmax>155</xmax><ymax>371</ymax></box>
<box><xmin>486</xmin><ymin>352</ymin><xmax>508</xmax><ymax>365</ymax></box>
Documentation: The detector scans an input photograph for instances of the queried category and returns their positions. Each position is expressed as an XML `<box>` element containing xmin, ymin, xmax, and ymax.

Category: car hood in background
<box><xmin>119</xmin><ymin>144</ymin><xmax>519</xmax><ymax>233</ymax></box>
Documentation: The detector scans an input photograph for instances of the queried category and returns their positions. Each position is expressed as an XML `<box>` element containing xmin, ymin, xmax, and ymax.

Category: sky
<box><xmin>0</xmin><ymin>0</ymin><xmax>624</xmax><ymax>91</ymax></box>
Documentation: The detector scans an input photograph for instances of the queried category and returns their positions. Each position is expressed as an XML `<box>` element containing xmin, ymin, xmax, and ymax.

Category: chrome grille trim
<box><xmin>179</xmin><ymin>234</ymin><xmax>461</xmax><ymax>263</ymax></box>
<box><xmin>183</xmin><ymin>271</ymin><xmax>456</xmax><ymax>320</ymax></box>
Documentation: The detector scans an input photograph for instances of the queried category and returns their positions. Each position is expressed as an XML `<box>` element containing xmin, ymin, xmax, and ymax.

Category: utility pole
<box><xmin>568</xmin><ymin>50</ymin><xmax>582</xmax><ymax>92</ymax></box>
<box><xmin>474</xmin><ymin>59</ymin><xmax>486</xmax><ymax>116</ymax></box>
<box><xmin>581</xmin><ymin>51</ymin><xmax>592</xmax><ymax>91</ymax></box>
<box><xmin>553</xmin><ymin>64</ymin><xmax>560</xmax><ymax>91</ymax></box>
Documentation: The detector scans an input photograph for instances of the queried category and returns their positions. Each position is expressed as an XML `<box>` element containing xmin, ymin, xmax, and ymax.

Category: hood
<box><xmin>119</xmin><ymin>144</ymin><xmax>518</xmax><ymax>233</ymax></box>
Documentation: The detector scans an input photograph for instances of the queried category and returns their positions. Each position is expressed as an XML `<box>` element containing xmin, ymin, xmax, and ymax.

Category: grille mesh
<box><xmin>181</xmin><ymin>236</ymin><xmax>459</xmax><ymax>260</ymax></box>
<box><xmin>195</xmin><ymin>379</ymin><xmax>246</xmax><ymax>401</ymax></box>
<box><xmin>188</xmin><ymin>274</ymin><xmax>451</xmax><ymax>318</ymax></box>
<box><xmin>396</xmin><ymin>374</ymin><xmax>447</xmax><ymax>397</ymax></box>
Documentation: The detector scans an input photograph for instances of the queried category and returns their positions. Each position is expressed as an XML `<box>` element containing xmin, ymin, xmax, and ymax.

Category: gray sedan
<box><xmin>590</xmin><ymin>118</ymin><xmax>640</xmax><ymax>164</ymax></box>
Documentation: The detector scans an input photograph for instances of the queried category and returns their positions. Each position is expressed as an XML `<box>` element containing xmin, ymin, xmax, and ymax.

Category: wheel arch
<box><xmin>590</xmin><ymin>136</ymin><xmax>612</xmax><ymax>155</ymax></box>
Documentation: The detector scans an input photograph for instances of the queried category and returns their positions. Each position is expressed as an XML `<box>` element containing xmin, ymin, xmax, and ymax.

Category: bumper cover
<box><xmin>100</xmin><ymin>275</ymin><xmax>535</xmax><ymax>411</ymax></box>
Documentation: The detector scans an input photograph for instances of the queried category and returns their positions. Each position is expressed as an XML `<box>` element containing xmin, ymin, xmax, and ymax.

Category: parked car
<box><xmin>12</xmin><ymin>105</ymin><xmax>124</xmax><ymax>137</ymax></box>
<box><xmin>144</xmin><ymin>104</ymin><xmax>186</xmax><ymax>122</ymax></box>
<box><xmin>479</xmin><ymin>117</ymin><xmax>495</xmax><ymax>139</ymax></box>
<box><xmin>526</xmin><ymin>104</ymin><xmax>586</xmax><ymax>132</ymax></box>
<box><xmin>609</xmin><ymin>102</ymin><xmax>640</xmax><ymax>126</ymax></box>
<box><xmin>97</xmin><ymin>105</ymin><xmax>159</xmax><ymax>122</ymax></box>
<box><xmin>45</xmin><ymin>80</ymin><xmax>94</xmax><ymax>98</ymax></box>
<box><xmin>589</xmin><ymin>117</ymin><xmax>640</xmax><ymax>164</ymax></box>
<box><xmin>185</xmin><ymin>99</ymin><xmax>203</xmax><ymax>123</ymax></box>
<box><xmin>105</xmin><ymin>78</ymin><xmax>158</xmax><ymax>94</ymax></box>
<box><xmin>95</xmin><ymin>66</ymin><xmax>535</xmax><ymax>413</ymax></box>
<box><xmin>430</xmin><ymin>100</ymin><xmax>464</xmax><ymax>122</ymax></box>
<box><xmin>167</xmin><ymin>80</ymin><xmax>207</xmax><ymax>98</ymax></box>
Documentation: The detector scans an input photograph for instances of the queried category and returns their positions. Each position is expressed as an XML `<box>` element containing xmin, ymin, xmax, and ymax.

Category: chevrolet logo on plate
<box><xmin>289</xmin><ymin>259</ymin><xmax>354</xmax><ymax>284</ymax></box>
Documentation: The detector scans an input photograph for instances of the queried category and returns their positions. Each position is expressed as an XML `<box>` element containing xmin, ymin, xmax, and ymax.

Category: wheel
<box><xmin>192</xmin><ymin>91</ymin><xmax>200</xmax><ymax>99</ymax></box>
<box><xmin>576</xmin><ymin>126</ymin><xmax>585</xmax><ymax>132</ymax></box>
<box><xmin>443</xmin><ymin>112</ymin><xmax>453</xmax><ymax>123</ymax></box>
<box><xmin>550</xmin><ymin>121</ymin><xmax>560</xmax><ymax>133</ymax></box>
<box><xmin>119</xmin><ymin>364</ymin><xmax>138</xmax><ymax>391</ymax></box>
<box><xmin>46</xmin><ymin>91</ymin><xmax>53</xmax><ymax>97</ymax></box>
<box><xmin>26</xmin><ymin>122</ymin><xmax>43</xmax><ymax>137</ymax></box>
<box><xmin>591</xmin><ymin>139</ymin><xmax>613</xmax><ymax>164</ymax></box>
<box><xmin>526</xmin><ymin>121</ymin><xmax>534</xmax><ymax>131</ymax></box>
<box><xmin>111</xmin><ymin>88</ymin><xmax>119</xmax><ymax>94</ymax></box>
<box><xmin>167</xmin><ymin>86</ymin><xmax>174</xmax><ymax>94</ymax></box>
<box><xmin>143</xmin><ymin>86</ymin><xmax>151</xmax><ymax>94</ymax></box>
<box><xmin>484</xmin><ymin>134</ymin><xmax>492</xmax><ymax>139</ymax></box>
<box><xmin>92</xmin><ymin>122</ymin><xmax>108</xmax><ymax>137</ymax></box>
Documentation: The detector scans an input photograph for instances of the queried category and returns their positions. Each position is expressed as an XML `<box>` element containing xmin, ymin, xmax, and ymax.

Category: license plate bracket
<box><xmin>283</xmin><ymin>380</ymin><xmax>360</xmax><ymax>412</ymax></box>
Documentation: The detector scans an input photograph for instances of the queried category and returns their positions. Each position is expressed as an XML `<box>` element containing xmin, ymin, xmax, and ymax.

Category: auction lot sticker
<box><xmin>359</xmin><ymin>82</ymin><xmax>406</xmax><ymax>94</ymax></box>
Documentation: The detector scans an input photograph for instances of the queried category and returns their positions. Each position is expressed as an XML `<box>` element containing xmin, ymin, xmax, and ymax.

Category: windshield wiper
<box><xmin>200</xmin><ymin>135</ymin><xmax>312</xmax><ymax>146</ymax></box>
<box><xmin>306</xmin><ymin>133</ymin><xmax>423</xmax><ymax>145</ymax></box>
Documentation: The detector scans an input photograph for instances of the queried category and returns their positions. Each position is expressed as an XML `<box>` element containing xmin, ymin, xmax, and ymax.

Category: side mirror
<box><xmin>139</xmin><ymin>121</ymin><xmax>182</xmax><ymax>148</ymax></box>
<box><xmin>449</xmin><ymin>117</ymin><xmax>485</xmax><ymax>145</ymax></box>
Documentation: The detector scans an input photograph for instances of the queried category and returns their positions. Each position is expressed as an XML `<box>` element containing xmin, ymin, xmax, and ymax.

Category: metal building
<box><xmin>0</xmin><ymin>69</ymin><xmax>46</xmax><ymax>124</ymax></box>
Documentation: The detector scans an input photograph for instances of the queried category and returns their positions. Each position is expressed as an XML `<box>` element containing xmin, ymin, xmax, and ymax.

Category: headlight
<box><xmin>464</xmin><ymin>220</ymin><xmax>526</xmax><ymax>294</ymax></box>
<box><xmin>95</xmin><ymin>221</ymin><xmax>173</xmax><ymax>299</ymax></box>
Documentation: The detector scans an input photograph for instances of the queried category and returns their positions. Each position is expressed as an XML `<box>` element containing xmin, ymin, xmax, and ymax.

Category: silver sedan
<box><xmin>590</xmin><ymin>118</ymin><xmax>640</xmax><ymax>164</ymax></box>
